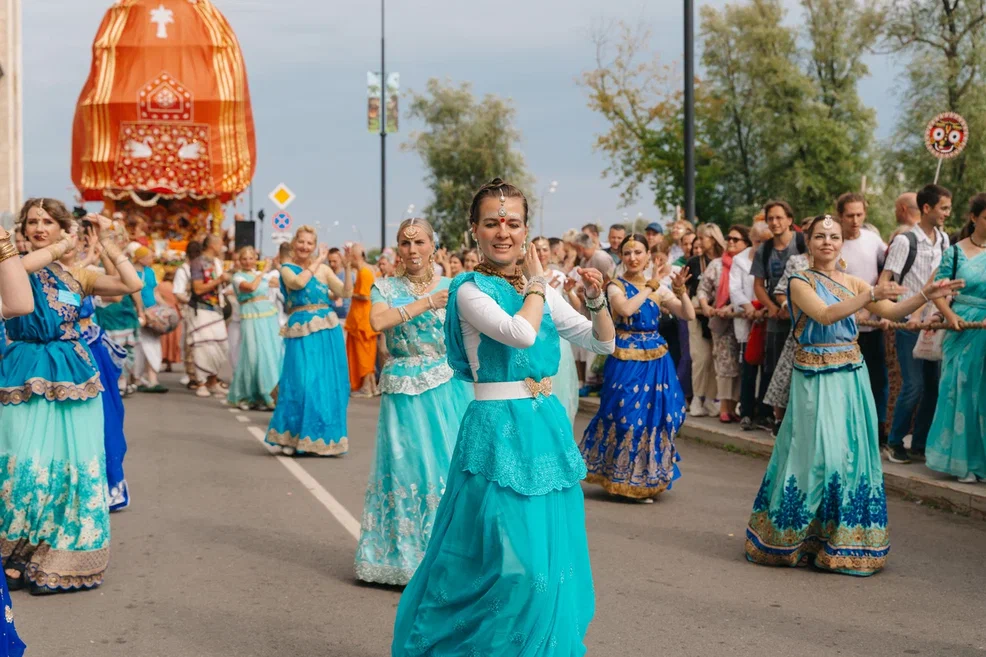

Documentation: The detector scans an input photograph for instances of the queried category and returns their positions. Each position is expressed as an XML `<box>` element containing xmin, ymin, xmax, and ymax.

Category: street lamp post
<box><xmin>379</xmin><ymin>0</ymin><xmax>387</xmax><ymax>250</ymax></box>
<box><xmin>683</xmin><ymin>0</ymin><xmax>696</xmax><ymax>224</ymax></box>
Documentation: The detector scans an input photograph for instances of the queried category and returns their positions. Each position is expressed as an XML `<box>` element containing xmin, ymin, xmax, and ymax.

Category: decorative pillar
<box><xmin>0</xmin><ymin>0</ymin><xmax>21</xmax><ymax>217</ymax></box>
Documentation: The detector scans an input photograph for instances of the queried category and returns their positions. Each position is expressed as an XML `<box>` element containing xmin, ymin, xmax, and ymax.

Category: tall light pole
<box><xmin>539</xmin><ymin>180</ymin><xmax>558</xmax><ymax>237</ymax></box>
<box><xmin>379</xmin><ymin>0</ymin><xmax>387</xmax><ymax>250</ymax></box>
<box><xmin>683</xmin><ymin>0</ymin><xmax>696</xmax><ymax>224</ymax></box>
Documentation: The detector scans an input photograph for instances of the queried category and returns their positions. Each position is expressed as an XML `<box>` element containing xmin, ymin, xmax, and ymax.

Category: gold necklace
<box><xmin>404</xmin><ymin>267</ymin><xmax>434</xmax><ymax>296</ymax></box>
<box><xmin>475</xmin><ymin>262</ymin><xmax>526</xmax><ymax>293</ymax></box>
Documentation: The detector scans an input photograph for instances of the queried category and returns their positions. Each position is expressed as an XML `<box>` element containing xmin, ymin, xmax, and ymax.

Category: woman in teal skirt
<box><xmin>0</xmin><ymin>218</ymin><xmax>34</xmax><ymax>654</ymax></box>
<box><xmin>266</xmin><ymin>226</ymin><xmax>353</xmax><ymax>456</ymax></box>
<box><xmin>925</xmin><ymin>193</ymin><xmax>986</xmax><ymax>483</ymax></box>
<box><xmin>392</xmin><ymin>179</ymin><xmax>615</xmax><ymax>656</ymax></box>
<box><xmin>228</xmin><ymin>247</ymin><xmax>283</xmax><ymax>411</ymax></box>
<box><xmin>745</xmin><ymin>214</ymin><xmax>962</xmax><ymax>577</ymax></box>
<box><xmin>355</xmin><ymin>218</ymin><xmax>473</xmax><ymax>586</ymax></box>
<box><xmin>2</xmin><ymin>201</ymin><xmax>142</xmax><ymax>595</ymax></box>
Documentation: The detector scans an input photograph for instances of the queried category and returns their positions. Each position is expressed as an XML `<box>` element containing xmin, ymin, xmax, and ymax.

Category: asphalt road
<box><xmin>14</xmin><ymin>375</ymin><xmax>986</xmax><ymax>656</ymax></box>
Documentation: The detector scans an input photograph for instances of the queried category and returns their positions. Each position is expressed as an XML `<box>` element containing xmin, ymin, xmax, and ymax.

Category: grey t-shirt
<box><xmin>751</xmin><ymin>236</ymin><xmax>800</xmax><ymax>332</ymax></box>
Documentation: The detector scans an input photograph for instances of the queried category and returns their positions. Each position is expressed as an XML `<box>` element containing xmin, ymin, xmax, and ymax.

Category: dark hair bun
<box><xmin>488</xmin><ymin>177</ymin><xmax>504</xmax><ymax>186</ymax></box>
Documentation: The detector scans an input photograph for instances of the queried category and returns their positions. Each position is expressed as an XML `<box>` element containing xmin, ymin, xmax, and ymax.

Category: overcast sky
<box><xmin>23</xmin><ymin>0</ymin><xmax>901</xmax><ymax>251</ymax></box>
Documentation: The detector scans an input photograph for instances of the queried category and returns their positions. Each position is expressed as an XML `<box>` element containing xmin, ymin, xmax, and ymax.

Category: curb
<box><xmin>578</xmin><ymin>397</ymin><xmax>986</xmax><ymax>520</ymax></box>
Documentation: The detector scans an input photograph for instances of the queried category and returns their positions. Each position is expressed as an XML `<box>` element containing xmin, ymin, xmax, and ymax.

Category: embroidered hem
<box><xmin>241</xmin><ymin>308</ymin><xmax>279</xmax><ymax>321</ymax></box>
<box><xmin>584</xmin><ymin>473</ymin><xmax>670</xmax><ymax>499</ymax></box>
<box><xmin>0</xmin><ymin>373</ymin><xmax>103</xmax><ymax>406</ymax></box>
<box><xmin>378</xmin><ymin>363</ymin><xmax>453</xmax><ymax>395</ymax></box>
<box><xmin>794</xmin><ymin>345</ymin><xmax>863</xmax><ymax>372</ymax></box>
<box><xmin>265</xmin><ymin>429</ymin><xmax>349</xmax><ymax>456</ymax></box>
<box><xmin>280</xmin><ymin>313</ymin><xmax>340</xmax><ymax>338</ymax></box>
<box><xmin>354</xmin><ymin>561</ymin><xmax>414</xmax><ymax>586</ymax></box>
<box><xmin>2</xmin><ymin>539</ymin><xmax>108</xmax><ymax>590</ymax></box>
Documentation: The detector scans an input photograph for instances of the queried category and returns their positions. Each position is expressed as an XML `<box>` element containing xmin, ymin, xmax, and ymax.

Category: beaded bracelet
<box><xmin>525</xmin><ymin>289</ymin><xmax>546</xmax><ymax>304</ymax></box>
<box><xmin>585</xmin><ymin>294</ymin><xmax>607</xmax><ymax>313</ymax></box>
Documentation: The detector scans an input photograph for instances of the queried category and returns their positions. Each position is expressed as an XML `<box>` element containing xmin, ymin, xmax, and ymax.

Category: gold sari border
<box><xmin>584</xmin><ymin>473</ymin><xmax>670</xmax><ymax>499</ymax></box>
<box><xmin>265</xmin><ymin>429</ymin><xmax>349</xmax><ymax>456</ymax></box>
<box><xmin>2</xmin><ymin>538</ymin><xmax>109</xmax><ymax>591</ymax></box>
<box><xmin>613</xmin><ymin>343</ymin><xmax>669</xmax><ymax>362</ymax></box>
<box><xmin>0</xmin><ymin>374</ymin><xmax>103</xmax><ymax>406</ymax></box>
<box><xmin>280</xmin><ymin>312</ymin><xmax>340</xmax><ymax>339</ymax></box>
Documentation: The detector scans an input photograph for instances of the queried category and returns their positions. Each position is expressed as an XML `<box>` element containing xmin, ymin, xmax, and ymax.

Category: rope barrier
<box><xmin>705</xmin><ymin>311</ymin><xmax>986</xmax><ymax>331</ymax></box>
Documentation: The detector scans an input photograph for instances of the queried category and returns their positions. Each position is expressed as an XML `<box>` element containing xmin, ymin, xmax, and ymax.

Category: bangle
<box><xmin>870</xmin><ymin>287</ymin><xmax>876</xmax><ymax>303</ymax></box>
<box><xmin>920</xmin><ymin>289</ymin><xmax>930</xmax><ymax>302</ymax></box>
<box><xmin>585</xmin><ymin>294</ymin><xmax>606</xmax><ymax>313</ymax></box>
<box><xmin>397</xmin><ymin>306</ymin><xmax>411</xmax><ymax>323</ymax></box>
<box><xmin>524</xmin><ymin>289</ymin><xmax>546</xmax><ymax>304</ymax></box>
<box><xmin>525</xmin><ymin>276</ymin><xmax>549</xmax><ymax>294</ymax></box>
<box><xmin>427</xmin><ymin>295</ymin><xmax>436</xmax><ymax>311</ymax></box>
<box><xmin>114</xmin><ymin>255</ymin><xmax>129</xmax><ymax>266</ymax></box>
<box><xmin>672</xmin><ymin>285</ymin><xmax>686</xmax><ymax>297</ymax></box>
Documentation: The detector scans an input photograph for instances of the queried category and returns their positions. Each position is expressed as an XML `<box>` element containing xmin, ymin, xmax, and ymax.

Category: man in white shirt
<box><xmin>837</xmin><ymin>192</ymin><xmax>889</xmax><ymax>444</ymax></box>
<box><xmin>878</xmin><ymin>183</ymin><xmax>951</xmax><ymax>465</ymax></box>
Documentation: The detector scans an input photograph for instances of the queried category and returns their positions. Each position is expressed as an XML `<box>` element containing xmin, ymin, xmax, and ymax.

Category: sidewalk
<box><xmin>578</xmin><ymin>397</ymin><xmax>986</xmax><ymax>520</ymax></box>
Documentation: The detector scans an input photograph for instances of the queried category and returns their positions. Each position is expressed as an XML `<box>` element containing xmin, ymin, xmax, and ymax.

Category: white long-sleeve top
<box><xmin>456</xmin><ymin>281</ymin><xmax>615</xmax><ymax>381</ymax></box>
<box><xmin>729</xmin><ymin>247</ymin><xmax>756</xmax><ymax>343</ymax></box>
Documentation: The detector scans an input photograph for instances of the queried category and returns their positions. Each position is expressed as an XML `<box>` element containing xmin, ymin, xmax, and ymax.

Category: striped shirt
<box><xmin>883</xmin><ymin>224</ymin><xmax>949</xmax><ymax>302</ymax></box>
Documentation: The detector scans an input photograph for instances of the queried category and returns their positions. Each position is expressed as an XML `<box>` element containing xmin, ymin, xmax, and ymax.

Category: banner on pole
<box><xmin>385</xmin><ymin>73</ymin><xmax>399</xmax><ymax>134</ymax></box>
<box><xmin>367</xmin><ymin>72</ymin><xmax>382</xmax><ymax>133</ymax></box>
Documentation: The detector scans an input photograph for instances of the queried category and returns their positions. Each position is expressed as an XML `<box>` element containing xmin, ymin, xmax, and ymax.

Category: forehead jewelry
<box><xmin>822</xmin><ymin>215</ymin><xmax>834</xmax><ymax>229</ymax></box>
<box><xmin>497</xmin><ymin>188</ymin><xmax>507</xmax><ymax>218</ymax></box>
<box><xmin>623</xmin><ymin>238</ymin><xmax>644</xmax><ymax>252</ymax></box>
<box><xmin>403</xmin><ymin>223</ymin><xmax>421</xmax><ymax>240</ymax></box>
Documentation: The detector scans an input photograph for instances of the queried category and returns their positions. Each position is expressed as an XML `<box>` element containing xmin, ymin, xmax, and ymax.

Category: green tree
<box><xmin>882</xmin><ymin>0</ymin><xmax>986</xmax><ymax>228</ymax></box>
<box><xmin>403</xmin><ymin>79</ymin><xmax>533</xmax><ymax>247</ymax></box>
<box><xmin>701</xmin><ymin>0</ymin><xmax>878</xmax><ymax>218</ymax></box>
<box><xmin>579</xmin><ymin>21</ymin><xmax>733</xmax><ymax>226</ymax></box>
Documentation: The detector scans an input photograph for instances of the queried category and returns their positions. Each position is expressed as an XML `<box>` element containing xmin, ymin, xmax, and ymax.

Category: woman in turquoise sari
<box><xmin>1</xmin><ymin>200</ymin><xmax>142</xmax><ymax>595</ymax></box>
<box><xmin>580</xmin><ymin>234</ymin><xmax>694</xmax><ymax>501</ymax></box>
<box><xmin>392</xmin><ymin>179</ymin><xmax>615</xmax><ymax>656</ymax></box>
<box><xmin>228</xmin><ymin>247</ymin><xmax>283</xmax><ymax>411</ymax></box>
<box><xmin>0</xmin><ymin>218</ymin><xmax>34</xmax><ymax>654</ymax></box>
<box><xmin>745</xmin><ymin>215</ymin><xmax>962</xmax><ymax>577</ymax></box>
<box><xmin>355</xmin><ymin>218</ymin><xmax>473</xmax><ymax>586</ymax></box>
<box><xmin>266</xmin><ymin>226</ymin><xmax>353</xmax><ymax>456</ymax></box>
<box><xmin>926</xmin><ymin>193</ymin><xmax>986</xmax><ymax>483</ymax></box>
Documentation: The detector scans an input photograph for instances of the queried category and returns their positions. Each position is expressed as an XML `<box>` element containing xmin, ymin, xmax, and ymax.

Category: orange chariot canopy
<box><xmin>71</xmin><ymin>0</ymin><xmax>256</xmax><ymax>204</ymax></box>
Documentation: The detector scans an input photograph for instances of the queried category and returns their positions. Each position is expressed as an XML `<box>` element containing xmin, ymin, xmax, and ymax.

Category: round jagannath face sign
<box><xmin>925</xmin><ymin>112</ymin><xmax>969</xmax><ymax>159</ymax></box>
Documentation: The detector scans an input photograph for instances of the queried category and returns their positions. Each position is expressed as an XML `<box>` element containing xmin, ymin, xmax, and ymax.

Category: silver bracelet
<box><xmin>920</xmin><ymin>289</ymin><xmax>930</xmax><ymax>302</ymax></box>
<box><xmin>585</xmin><ymin>294</ymin><xmax>606</xmax><ymax>313</ymax></box>
<box><xmin>397</xmin><ymin>306</ymin><xmax>411</xmax><ymax>323</ymax></box>
<box><xmin>525</xmin><ymin>276</ymin><xmax>549</xmax><ymax>294</ymax></box>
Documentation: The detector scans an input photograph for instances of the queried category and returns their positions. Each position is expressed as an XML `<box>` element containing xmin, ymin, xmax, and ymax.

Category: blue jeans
<box><xmin>888</xmin><ymin>330</ymin><xmax>940</xmax><ymax>450</ymax></box>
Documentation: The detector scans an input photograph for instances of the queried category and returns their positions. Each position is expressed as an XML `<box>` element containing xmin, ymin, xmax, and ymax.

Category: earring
<box><xmin>429</xmin><ymin>253</ymin><xmax>435</xmax><ymax>264</ymax></box>
<box><xmin>808</xmin><ymin>253</ymin><xmax>814</xmax><ymax>268</ymax></box>
<box><xmin>838</xmin><ymin>256</ymin><xmax>847</xmax><ymax>270</ymax></box>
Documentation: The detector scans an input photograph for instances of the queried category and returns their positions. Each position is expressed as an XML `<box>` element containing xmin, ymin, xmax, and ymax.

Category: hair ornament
<box><xmin>498</xmin><ymin>188</ymin><xmax>507</xmax><ymax>218</ymax></box>
<box><xmin>403</xmin><ymin>219</ymin><xmax>421</xmax><ymax>240</ymax></box>
<box><xmin>822</xmin><ymin>215</ymin><xmax>834</xmax><ymax>229</ymax></box>
<box><xmin>623</xmin><ymin>238</ymin><xmax>644</xmax><ymax>252</ymax></box>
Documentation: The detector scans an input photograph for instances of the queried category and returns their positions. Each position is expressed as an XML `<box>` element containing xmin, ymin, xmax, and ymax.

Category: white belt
<box><xmin>473</xmin><ymin>377</ymin><xmax>553</xmax><ymax>401</ymax></box>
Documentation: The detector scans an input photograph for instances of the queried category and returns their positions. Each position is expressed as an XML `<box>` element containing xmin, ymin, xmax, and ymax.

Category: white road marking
<box><xmin>227</xmin><ymin>408</ymin><xmax>239</xmax><ymax>414</ymax></box>
<box><xmin>235</xmin><ymin>415</ymin><xmax>249</xmax><ymax>423</ymax></box>
<box><xmin>245</xmin><ymin>425</ymin><xmax>361</xmax><ymax>540</ymax></box>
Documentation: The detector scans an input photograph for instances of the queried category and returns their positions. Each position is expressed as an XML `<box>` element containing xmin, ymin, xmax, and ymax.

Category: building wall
<box><xmin>0</xmin><ymin>0</ymin><xmax>22</xmax><ymax>221</ymax></box>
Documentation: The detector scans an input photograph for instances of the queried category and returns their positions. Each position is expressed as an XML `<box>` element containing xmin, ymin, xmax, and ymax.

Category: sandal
<box><xmin>719</xmin><ymin>412</ymin><xmax>735</xmax><ymax>423</ymax></box>
<box><xmin>4</xmin><ymin>563</ymin><xmax>25</xmax><ymax>591</ymax></box>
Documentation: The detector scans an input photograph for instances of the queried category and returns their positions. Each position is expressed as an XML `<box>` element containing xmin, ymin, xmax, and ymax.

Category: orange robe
<box><xmin>157</xmin><ymin>280</ymin><xmax>183</xmax><ymax>365</ymax></box>
<box><xmin>345</xmin><ymin>266</ymin><xmax>379</xmax><ymax>390</ymax></box>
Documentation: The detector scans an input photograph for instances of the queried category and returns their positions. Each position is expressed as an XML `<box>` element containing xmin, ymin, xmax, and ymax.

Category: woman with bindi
<box><xmin>391</xmin><ymin>179</ymin><xmax>615</xmax><ymax>655</ymax></box>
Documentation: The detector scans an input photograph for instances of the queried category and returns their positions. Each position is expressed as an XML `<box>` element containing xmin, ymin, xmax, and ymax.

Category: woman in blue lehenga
<box><xmin>266</xmin><ymin>226</ymin><xmax>353</xmax><ymax>456</ymax></box>
<box><xmin>926</xmin><ymin>193</ymin><xmax>986</xmax><ymax>483</ymax></box>
<box><xmin>228</xmin><ymin>247</ymin><xmax>283</xmax><ymax>411</ymax></box>
<box><xmin>355</xmin><ymin>218</ymin><xmax>473</xmax><ymax>586</ymax></box>
<box><xmin>580</xmin><ymin>234</ymin><xmax>695</xmax><ymax>501</ymax></box>
<box><xmin>392</xmin><ymin>179</ymin><xmax>615</xmax><ymax>656</ymax></box>
<box><xmin>745</xmin><ymin>215</ymin><xmax>962</xmax><ymax>576</ymax></box>
<box><xmin>0</xmin><ymin>218</ymin><xmax>35</xmax><ymax>654</ymax></box>
<box><xmin>1</xmin><ymin>202</ymin><xmax>142</xmax><ymax>595</ymax></box>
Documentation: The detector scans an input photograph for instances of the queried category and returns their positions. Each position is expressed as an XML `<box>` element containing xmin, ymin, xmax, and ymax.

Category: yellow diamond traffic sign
<box><xmin>268</xmin><ymin>183</ymin><xmax>296</xmax><ymax>210</ymax></box>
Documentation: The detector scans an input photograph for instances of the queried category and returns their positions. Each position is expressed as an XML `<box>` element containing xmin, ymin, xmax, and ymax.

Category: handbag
<box><xmin>912</xmin><ymin>245</ymin><xmax>957</xmax><ymax>362</ymax></box>
<box><xmin>144</xmin><ymin>304</ymin><xmax>180</xmax><ymax>336</ymax></box>
<box><xmin>744</xmin><ymin>302</ymin><xmax>766</xmax><ymax>365</ymax></box>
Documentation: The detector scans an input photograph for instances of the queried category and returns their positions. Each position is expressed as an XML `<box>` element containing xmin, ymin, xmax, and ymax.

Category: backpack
<box><xmin>889</xmin><ymin>228</ymin><xmax>947</xmax><ymax>282</ymax></box>
<box><xmin>760</xmin><ymin>231</ymin><xmax>807</xmax><ymax>273</ymax></box>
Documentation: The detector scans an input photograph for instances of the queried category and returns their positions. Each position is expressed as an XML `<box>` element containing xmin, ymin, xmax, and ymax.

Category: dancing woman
<box><xmin>745</xmin><ymin>215</ymin><xmax>962</xmax><ymax>577</ymax></box>
<box><xmin>0</xmin><ymin>200</ymin><xmax>142</xmax><ymax>595</ymax></box>
<box><xmin>392</xmin><ymin>179</ymin><xmax>615</xmax><ymax>656</ymax></box>
<box><xmin>0</xmin><ymin>219</ymin><xmax>31</xmax><ymax>655</ymax></box>
<box><xmin>266</xmin><ymin>226</ymin><xmax>353</xmax><ymax>456</ymax></box>
<box><xmin>227</xmin><ymin>247</ymin><xmax>284</xmax><ymax>411</ymax></box>
<box><xmin>354</xmin><ymin>218</ymin><xmax>473</xmax><ymax>586</ymax></box>
<box><xmin>579</xmin><ymin>234</ymin><xmax>695</xmax><ymax>501</ymax></box>
<box><xmin>925</xmin><ymin>192</ymin><xmax>986</xmax><ymax>483</ymax></box>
